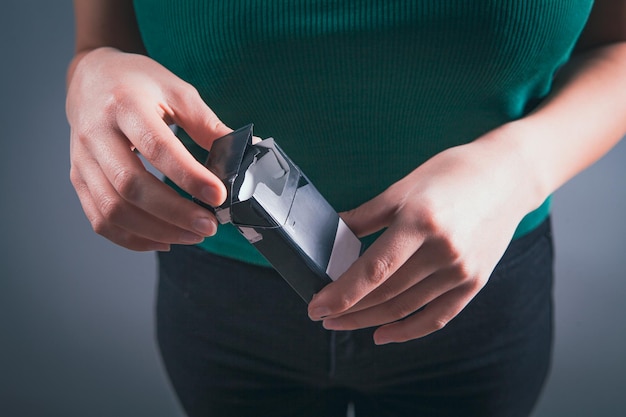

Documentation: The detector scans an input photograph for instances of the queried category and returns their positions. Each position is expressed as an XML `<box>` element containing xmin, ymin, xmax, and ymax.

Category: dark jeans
<box><xmin>157</xmin><ymin>219</ymin><xmax>554</xmax><ymax>417</ymax></box>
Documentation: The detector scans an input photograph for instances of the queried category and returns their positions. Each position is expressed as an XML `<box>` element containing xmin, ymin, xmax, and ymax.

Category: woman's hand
<box><xmin>66</xmin><ymin>47</ymin><xmax>232</xmax><ymax>251</ymax></box>
<box><xmin>308</xmin><ymin>4</ymin><xmax>626</xmax><ymax>345</ymax></box>
<box><xmin>308</xmin><ymin>124</ymin><xmax>544</xmax><ymax>344</ymax></box>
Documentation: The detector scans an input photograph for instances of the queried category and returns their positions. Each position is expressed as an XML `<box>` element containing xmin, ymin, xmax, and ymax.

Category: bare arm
<box><xmin>513</xmin><ymin>1</ymin><xmax>626</xmax><ymax>202</ymax></box>
<box><xmin>68</xmin><ymin>0</ymin><xmax>145</xmax><ymax>85</ymax></box>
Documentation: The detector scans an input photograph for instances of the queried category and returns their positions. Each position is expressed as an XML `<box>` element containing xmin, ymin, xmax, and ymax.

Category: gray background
<box><xmin>1</xmin><ymin>1</ymin><xmax>624</xmax><ymax>416</ymax></box>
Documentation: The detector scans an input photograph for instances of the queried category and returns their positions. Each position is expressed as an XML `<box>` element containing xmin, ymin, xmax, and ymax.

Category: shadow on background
<box><xmin>1</xmin><ymin>1</ymin><xmax>624</xmax><ymax>416</ymax></box>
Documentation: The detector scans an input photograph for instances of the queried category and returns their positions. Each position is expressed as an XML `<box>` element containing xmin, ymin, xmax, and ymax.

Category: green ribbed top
<box><xmin>134</xmin><ymin>0</ymin><xmax>593</xmax><ymax>266</ymax></box>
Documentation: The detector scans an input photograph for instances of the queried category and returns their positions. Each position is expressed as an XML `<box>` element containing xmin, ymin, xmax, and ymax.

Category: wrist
<box><xmin>471</xmin><ymin>121</ymin><xmax>551</xmax><ymax>219</ymax></box>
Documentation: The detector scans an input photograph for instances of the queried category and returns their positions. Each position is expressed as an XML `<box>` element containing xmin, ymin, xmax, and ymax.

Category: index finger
<box><xmin>116</xmin><ymin>103</ymin><xmax>227</xmax><ymax>207</ymax></box>
<box><xmin>308</xmin><ymin>221</ymin><xmax>426</xmax><ymax>320</ymax></box>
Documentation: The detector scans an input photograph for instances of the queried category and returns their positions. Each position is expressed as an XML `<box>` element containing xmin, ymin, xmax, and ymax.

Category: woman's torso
<box><xmin>134</xmin><ymin>0</ymin><xmax>593</xmax><ymax>264</ymax></box>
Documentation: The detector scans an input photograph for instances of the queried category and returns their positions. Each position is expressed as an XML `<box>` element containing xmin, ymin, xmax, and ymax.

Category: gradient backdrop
<box><xmin>1</xmin><ymin>1</ymin><xmax>625</xmax><ymax>416</ymax></box>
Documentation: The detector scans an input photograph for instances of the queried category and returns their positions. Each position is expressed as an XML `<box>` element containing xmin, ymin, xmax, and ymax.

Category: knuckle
<box><xmin>69</xmin><ymin>166</ymin><xmax>82</xmax><ymax>189</ymax></box>
<box><xmin>431</xmin><ymin>316</ymin><xmax>450</xmax><ymax>332</ymax></box>
<box><xmin>439</xmin><ymin>237</ymin><xmax>463</xmax><ymax>263</ymax></box>
<box><xmin>207</xmin><ymin>118</ymin><xmax>228</xmax><ymax>138</ymax></box>
<box><xmin>335</xmin><ymin>293</ymin><xmax>355</xmax><ymax>312</ymax></box>
<box><xmin>403</xmin><ymin>197</ymin><xmax>437</xmax><ymax>229</ymax></box>
<box><xmin>448</xmin><ymin>260</ymin><xmax>484</xmax><ymax>290</ymax></box>
<box><xmin>112</xmin><ymin>168</ymin><xmax>143</xmax><ymax>202</ymax></box>
<box><xmin>72</xmin><ymin>130</ymin><xmax>88</xmax><ymax>146</ymax></box>
<box><xmin>102</xmin><ymin>87</ymin><xmax>130</xmax><ymax>116</ymax></box>
<box><xmin>364</xmin><ymin>257</ymin><xmax>394</xmax><ymax>286</ymax></box>
<box><xmin>464</xmin><ymin>276</ymin><xmax>485</xmax><ymax>294</ymax></box>
<box><xmin>90</xmin><ymin>215</ymin><xmax>111</xmax><ymax>237</ymax></box>
<box><xmin>108</xmin><ymin>83</ymin><xmax>136</xmax><ymax>108</ymax></box>
<box><xmin>72</xmin><ymin>124</ymin><xmax>99</xmax><ymax>149</ymax></box>
<box><xmin>98</xmin><ymin>195</ymin><xmax>126</xmax><ymax>223</ymax></box>
<box><xmin>137</xmin><ymin>129</ymin><xmax>166</xmax><ymax>162</ymax></box>
<box><xmin>177</xmin><ymin>82</ymin><xmax>201</xmax><ymax>104</ymax></box>
<box><xmin>446</xmin><ymin>263</ymin><xmax>473</xmax><ymax>287</ymax></box>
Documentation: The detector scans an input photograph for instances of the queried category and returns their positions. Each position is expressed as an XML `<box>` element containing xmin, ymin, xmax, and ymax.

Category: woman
<box><xmin>66</xmin><ymin>1</ymin><xmax>626</xmax><ymax>416</ymax></box>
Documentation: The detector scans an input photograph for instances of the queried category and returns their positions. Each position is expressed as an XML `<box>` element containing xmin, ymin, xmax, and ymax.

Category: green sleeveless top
<box><xmin>134</xmin><ymin>0</ymin><xmax>593</xmax><ymax>266</ymax></box>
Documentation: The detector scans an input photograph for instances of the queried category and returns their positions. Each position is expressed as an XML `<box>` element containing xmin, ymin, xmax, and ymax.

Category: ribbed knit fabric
<box><xmin>134</xmin><ymin>0</ymin><xmax>593</xmax><ymax>266</ymax></box>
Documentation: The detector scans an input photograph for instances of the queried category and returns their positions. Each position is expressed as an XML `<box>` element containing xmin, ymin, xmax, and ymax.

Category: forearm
<box><xmin>488</xmin><ymin>42</ymin><xmax>626</xmax><ymax>211</ymax></box>
<box><xmin>68</xmin><ymin>0</ymin><xmax>145</xmax><ymax>85</ymax></box>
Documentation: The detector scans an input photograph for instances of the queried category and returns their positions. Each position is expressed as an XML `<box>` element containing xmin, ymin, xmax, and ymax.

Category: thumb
<box><xmin>340</xmin><ymin>191</ymin><xmax>397</xmax><ymax>238</ymax></box>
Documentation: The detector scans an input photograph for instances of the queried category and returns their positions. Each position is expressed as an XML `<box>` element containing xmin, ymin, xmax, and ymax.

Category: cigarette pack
<box><xmin>195</xmin><ymin>125</ymin><xmax>362</xmax><ymax>303</ymax></box>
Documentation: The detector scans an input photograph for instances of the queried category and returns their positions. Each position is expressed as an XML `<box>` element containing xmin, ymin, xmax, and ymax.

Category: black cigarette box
<box><xmin>194</xmin><ymin>124</ymin><xmax>362</xmax><ymax>303</ymax></box>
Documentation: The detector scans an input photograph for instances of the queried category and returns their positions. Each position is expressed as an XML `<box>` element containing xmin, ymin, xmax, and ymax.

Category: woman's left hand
<box><xmin>308</xmin><ymin>123</ymin><xmax>543</xmax><ymax>344</ymax></box>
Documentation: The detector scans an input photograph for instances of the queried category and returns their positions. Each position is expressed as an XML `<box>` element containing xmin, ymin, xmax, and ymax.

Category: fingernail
<box><xmin>201</xmin><ymin>187</ymin><xmax>220</xmax><ymax>206</ymax></box>
<box><xmin>180</xmin><ymin>231</ymin><xmax>204</xmax><ymax>244</ymax></box>
<box><xmin>322</xmin><ymin>318</ymin><xmax>340</xmax><ymax>330</ymax></box>
<box><xmin>374</xmin><ymin>334</ymin><xmax>393</xmax><ymax>345</ymax></box>
<box><xmin>193</xmin><ymin>217</ymin><xmax>217</xmax><ymax>236</ymax></box>
<box><xmin>309</xmin><ymin>306</ymin><xmax>331</xmax><ymax>320</ymax></box>
<box><xmin>155</xmin><ymin>244</ymin><xmax>171</xmax><ymax>252</ymax></box>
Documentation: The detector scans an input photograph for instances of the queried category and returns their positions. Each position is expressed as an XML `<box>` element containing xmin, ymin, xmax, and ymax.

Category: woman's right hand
<box><xmin>66</xmin><ymin>47</ymin><xmax>232</xmax><ymax>251</ymax></box>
